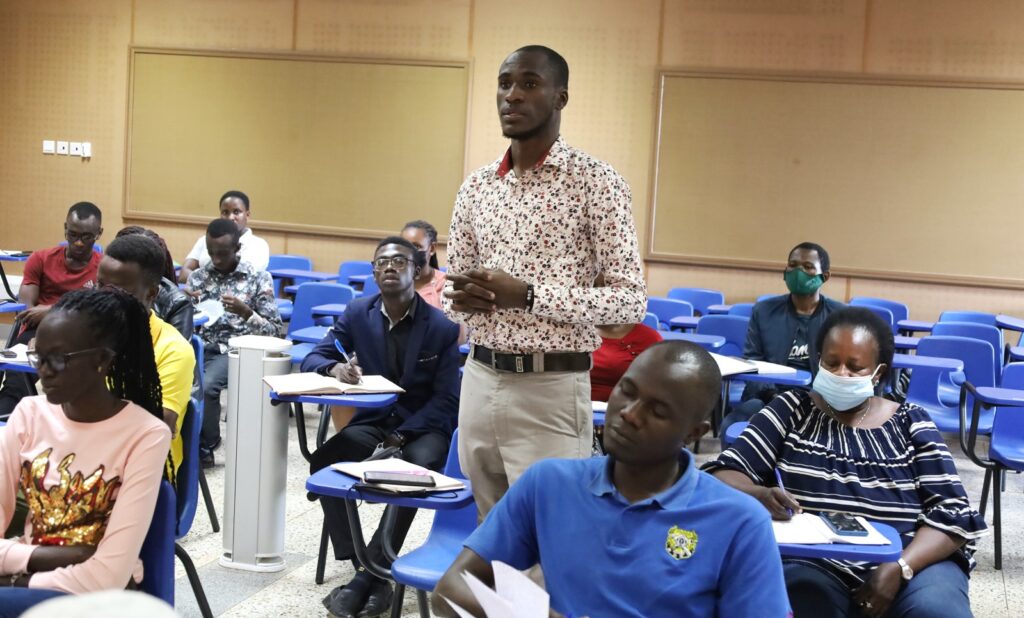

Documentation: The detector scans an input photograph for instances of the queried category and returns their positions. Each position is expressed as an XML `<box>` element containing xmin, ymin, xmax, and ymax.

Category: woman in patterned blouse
<box><xmin>704</xmin><ymin>307</ymin><xmax>986</xmax><ymax>618</ymax></box>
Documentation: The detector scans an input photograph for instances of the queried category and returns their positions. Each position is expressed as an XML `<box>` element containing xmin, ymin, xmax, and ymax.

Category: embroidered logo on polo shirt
<box><xmin>665</xmin><ymin>525</ymin><xmax>698</xmax><ymax>560</ymax></box>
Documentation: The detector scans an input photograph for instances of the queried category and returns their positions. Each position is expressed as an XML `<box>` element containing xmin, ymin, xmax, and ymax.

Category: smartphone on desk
<box><xmin>0</xmin><ymin>350</ymin><xmax>17</xmax><ymax>358</ymax></box>
<box><xmin>819</xmin><ymin>511</ymin><xmax>869</xmax><ymax>536</ymax></box>
<box><xmin>363</xmin><ymin>471</ymin><xmax>436</xmax><ymax>488</ymax></box>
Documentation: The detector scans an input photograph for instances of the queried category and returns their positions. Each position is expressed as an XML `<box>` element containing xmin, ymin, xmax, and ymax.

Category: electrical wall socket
<box><xmin>82</xmin><ymin>142</ymin><xmax>92</xmax><ymax>158</ymax></box>
<box><xmin>42</xmin><ymin>140</ymin><xmax>55</xmax><ymax>154</ymax></box>
<box><xmin>56</xmin><ymin>141</ymin><xmax>69</xmax><ymax>155</ymax></box>
<box><xmin>69</xmin><ymin>142</ymin><xmax>82</xmax><ymax>156</ymax></box>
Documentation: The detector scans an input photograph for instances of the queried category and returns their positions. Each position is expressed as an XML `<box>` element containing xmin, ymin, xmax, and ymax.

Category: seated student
<box><xmin>304</xmin><ymin>236</ymin><xmax>460</xmax><ymax>618</ymax></box>
<box><xmin>98</xmin><ymin>234</ymin><xmax>195</xmax><ymax>482</ymax></box>
<box><xmin>177</xmin><ymin>190</ymin><xmax>270</xmax><ymax>283</ymax></box>
<box><xmin>0</xmin><ymin>288</ymin><xmax>171</xmax><ymax>616</ymax></box>
<box><xmin>705</xmin><ymin>307</ymin><xmax>986</xmax><ymax>618</ymax></box>
<box><xmin>0</xmin><ymin>202</ymin><xmax>104</xmax><ymax>418</ymax></box>
<box><xmin>590</xmin><ymin>276</ymin><xmax>662</xmax><ymax>402</ymax></box>
<box><xmin>400</xmin><ymin>220</ymin><xmax>446</xmax><ymax>309</ymax></box>
<box><xmin>115</xmin><ymin>226</ymin><xmax>194</xmax><ymax>340</ymax></box>
<box><xmin>432</xmin><ymin>341</ymin><xmax>791</xmax><ymax>618</ymax></box>
<box><xmin>187</xmin><ymin>219</ymin><xmax>281</xmax><ymax>466</ymax></box>
<box><xmin>719</xmin><ymin>241</ymin><xmax>843</xmax><ymax>444</ymax></box>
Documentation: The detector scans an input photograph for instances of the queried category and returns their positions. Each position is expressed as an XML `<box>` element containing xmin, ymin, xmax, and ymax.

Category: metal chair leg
<box><xmin>390</xmin><ymin>583</ymin><xmax>406</xmax><ymax>618</ymax></box>
<box><xmin>416</xmin><ymin>588</ymin><xmax>430</xmax><ymax>618</ymax></box>
<box><xmin>980</xmin><ymin>469</ymin><xmax>992</xmax><ymax>519</ymax></box>
<box><xmin>316</xmin><ymin>520</ymin><xmax>329</xmax><ymax>585</ymax></box>
<box><xmin>175</xmin><ymin>543</ymin><xmax>214</xmax><ymax>618</ymax></box>
<box><xmin>993</xmin><ymin>466</ymin><xmax>1003</xmax><ymax>570</ymax></box>
<box><xmin>198</xmin><ymin>467</ymin><xmax>220</xmax><ymax>533</ymax></box>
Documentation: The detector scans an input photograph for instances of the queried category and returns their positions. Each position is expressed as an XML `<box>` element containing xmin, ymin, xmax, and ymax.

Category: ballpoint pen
<box><xmin>774</xmin><ymin>468</ymin><xmax>794</xmax><ymax>517</ymax></box>
<box><xmin>333</xmin><ymin>337</ymin><xmax>362</xmax><ymax>384</ymax></box>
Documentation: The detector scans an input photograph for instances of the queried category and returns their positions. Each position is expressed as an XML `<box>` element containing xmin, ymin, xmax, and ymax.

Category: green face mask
<box><xmin>784</xmin><ymin>268</ymin><xmax>824</xmax><ymax>296</ymax></box>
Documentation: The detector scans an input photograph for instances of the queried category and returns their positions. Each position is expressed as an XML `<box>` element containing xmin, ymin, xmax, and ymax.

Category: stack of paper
<box><xmin>772</xmin><ymin>513</ymin><xmax>889</xmax><ymax>545</ymax></box>
<box><xmin>264</xmin><ymin>372</ymin><xmax>404</xmax><ymax>396</ymax></box>
<box><xmin>333</xmin><ymin>457</ymin><xmax>465</xmax><ymax>494</ymax></box>
<box><xmin>708</xmin><ymin>353</ymin><xmax>799</xmax><ymax>377</ymax></box>
<box><xmin>443</xmin><ymin>561</ymin><xmax>549</xmax><ymax>618</ymax></box>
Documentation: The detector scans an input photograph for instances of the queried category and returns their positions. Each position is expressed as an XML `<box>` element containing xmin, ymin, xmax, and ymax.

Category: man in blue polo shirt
<box><xmin>431</xmin><ymin>341</ymin><xmax>791</xmax><ymax>618</ymax></box>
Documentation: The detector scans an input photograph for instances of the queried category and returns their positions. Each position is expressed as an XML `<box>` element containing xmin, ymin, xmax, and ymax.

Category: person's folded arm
<box><xmin>442</xmin><ymin>181</ymin><xmax>493</xmax><ymax>328</ymax></box>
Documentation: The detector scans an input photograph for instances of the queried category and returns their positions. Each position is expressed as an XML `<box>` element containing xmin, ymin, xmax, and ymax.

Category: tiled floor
<box><xmin>175</xmin><ymin>409</ymin><xmax>1017</xmax><ymax>617</ymax></box>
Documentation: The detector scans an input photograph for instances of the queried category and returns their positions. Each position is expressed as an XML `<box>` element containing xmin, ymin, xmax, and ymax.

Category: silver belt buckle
<box><xmin>515</xmin><ymin>356</ymin><xmax>525</xmax><ymax>373</ymax></box>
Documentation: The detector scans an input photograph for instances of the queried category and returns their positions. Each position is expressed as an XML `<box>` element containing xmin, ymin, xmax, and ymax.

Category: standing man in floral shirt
<box><xmin>443</xmin><ymin>45</ymin><xmax>646</xmax><ymax>520</ymax></box>
<box><xmin>187</xmin><ymin>218</ymin><xmax>282</xmax><ymax>466</ymax></box>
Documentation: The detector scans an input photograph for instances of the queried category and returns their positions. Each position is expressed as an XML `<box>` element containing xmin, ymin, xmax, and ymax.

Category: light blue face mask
<box><xmin>812</xmin><ymin>365</ymin><xmax>880</xmax><ymax>412</ymax></box>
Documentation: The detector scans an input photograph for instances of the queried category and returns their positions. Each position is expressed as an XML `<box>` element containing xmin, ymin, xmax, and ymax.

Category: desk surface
<box><xmin>778</xmin><ymin>520</ymin><xmax>903</xmax><ymax>562</ymax></box>
<box><xmin>270</xmin><ymin>390</ymin><xmax>397</xmax><ymax>408</ymax></box>
<box><xmin>0</xmin><ymin>254</ymin><xmax>30</xmax><ymax>262</ymax></box>
<box><xmin>267</xmin><ymin>268</ymin><xmax>338</xmax><ymax>280</ymax></box>
<box><xmin>731</xmin><ymin>369</ymin><xmax>812</xmax><ymax>387</ymax></box>
<box><xmin>311</xmin><ymin>303</ymin><xmax>347</xmax><ymax>317</ymax></box>
<box><xmin>659</xmin><ymin>331</ymin><xmax>726</xmax><ymax>350</ymax></box>
<box><xmin>0</xmin><ymin>302</ymin><xmax>25</xmax><ymax>314</ymax></box>
<box><xmin>305</xmin><ymin>467</ymin><xmax>473</xmax><ymax>510</ymax></box>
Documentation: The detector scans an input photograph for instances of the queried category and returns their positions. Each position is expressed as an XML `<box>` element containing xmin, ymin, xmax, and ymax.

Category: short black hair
<box><xmin>375</xmin><ymin>235</ymin><xmax>425</xmax><ymax>270</ymax></box>
<box><xmin>219</xmin><ymin>190</ymin><xmax>250</xmax><ymax>211</ymax></box>
<box><xmin>403</xmin><ymin>219</ymin><xmax>439</xmax><ymax>269</ymax></box>
<box><xmin>67</xmin><ymin>201</ymin><xmax>102</xmax><ymax>223</ymax></box>
<box><xmin>207</xmin><ymin>218</ymin><xmax>241</xmax><ymax>243</ymax></box>
<box><xmin>789</xmin><ymin>241</ymin><xmax>830</xmax><ymax>273</ymax></box>
<box><xmin>815</xmin><ymin>307</ymin><xmax>895</xmax><ymax>388</ymax></box>
<box><xmin>513</xmin><ymin>45</ymin><xmax>569</xmax><ymax>89</ymax></box>
<box><xmin>105</xmin><ymin>234</ymin><xmax>166</xmax><ymax>288</ymax></box>
<box><xmin>646</xmin><ymin>340</ymin><xmax>723</xmax><ymax>420</ymax></box>
<box><xmin>116</xmin><ymin>226</ymin><xmax>175</xmax><ymax>282</ymax></box>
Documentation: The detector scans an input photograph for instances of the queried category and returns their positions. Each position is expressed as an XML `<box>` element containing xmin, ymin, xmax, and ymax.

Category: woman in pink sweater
<box><xmin>0</xmin><ymin>288</ymin><xmax>170</xmax><ymax>616</ymax></box>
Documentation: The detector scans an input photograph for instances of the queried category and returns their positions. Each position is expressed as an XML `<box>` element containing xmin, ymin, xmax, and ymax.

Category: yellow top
<box><xmin>149</xmin><ymin>312</ymin><xmax>195</xmax><ymax>480</ymax></box>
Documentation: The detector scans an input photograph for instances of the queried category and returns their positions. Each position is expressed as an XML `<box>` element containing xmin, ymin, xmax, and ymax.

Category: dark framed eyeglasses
<box><xmin>373</xmin><ymin>256</ymin><xmax>410</xmax><ymax>270</ymax></box>
<box><xmin>26</xmin><ymin>347</ymin><xmax>108</xmax><ymax>372</ymax></box>
<box><xmin>65</xmin><ymin>230</ymin><xmax>98</xmax><ymax>246</ymax></box>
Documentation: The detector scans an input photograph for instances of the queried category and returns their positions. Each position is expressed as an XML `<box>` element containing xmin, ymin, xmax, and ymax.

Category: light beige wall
<box><xmin>1</xmin><ymin>0</ymin><xmax>1023</xmax><ymax>322</ymax></box>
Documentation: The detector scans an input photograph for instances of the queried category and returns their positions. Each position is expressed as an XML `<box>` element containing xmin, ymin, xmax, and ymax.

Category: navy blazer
<box><xmin>301</xmin><ymin>294</ymin><xmax>461</xmax><ymax>438</ymax></box>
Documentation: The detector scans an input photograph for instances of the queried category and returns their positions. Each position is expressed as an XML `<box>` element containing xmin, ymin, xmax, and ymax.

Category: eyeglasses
<box><xmin>65</xmin><ymin>231</ymin><xmax>98</xmax><ymax>246</ymax></box>
<box><xmin>373</xmin><ymin>256</ymin><xmax>410</xmax><ymax>270</ymax></box>
<box><xmin>26</xmin><ymin>347</ymin><xmax>108</xmax><ymax>372</ymax></box>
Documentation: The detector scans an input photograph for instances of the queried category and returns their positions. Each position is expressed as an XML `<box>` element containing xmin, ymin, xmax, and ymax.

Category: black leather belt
<box><xmin>472</xmin><ymin>345</ymin><xmax>592</xmax><ymax>373</ymax></box>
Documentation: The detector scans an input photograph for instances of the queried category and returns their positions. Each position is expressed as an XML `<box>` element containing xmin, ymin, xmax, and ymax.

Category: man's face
<box><xmin>206</xmin><ymin>233</ymin><xmax>240</xmax><ymax>274</ymax></box>
<box><xmin>63</xmin><ymin>214</ymin><xmax>102</xmax><ymax>262</ymax></box>
<box><xmin>372</xmin><ymin>243</ymin><xmax>418</xmax><ymax>295</ymax></box>
<box><xmin>220</xmin><ymin>197</ymin><xmax>250</xmax><ymax>232</ymax></box>
<box><xmin>496</xmin><ymin>50</ymin><xmax>567</xmax><ymax>140</ymax></box>
<box><xmin>604</xmin><ymin>350</ymin><xmax>713</xmax><ymax>465</ymax></box>
<box><xmin>97</xmin><ymin>255</ymin><xmax>158</xmax><ymax>309</ymax></box>
<box><xmin>786</xmin><ymin>248</ymin><xmax>824</xmax><ymax>277</ymax></box>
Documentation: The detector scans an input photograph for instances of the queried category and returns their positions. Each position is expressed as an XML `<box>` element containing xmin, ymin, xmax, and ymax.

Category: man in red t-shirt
<box><xmin>0</xmin><ymin>202</ymin><xmax>103</xmax><ymax>416</ymax></box>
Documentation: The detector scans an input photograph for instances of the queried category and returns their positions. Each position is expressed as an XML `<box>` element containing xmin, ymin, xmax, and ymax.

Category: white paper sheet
<box><xmin>194</xmin><ymin>299</ymin><xmax>225</xmax><ymax>326</ymax></box>
<box><xmin>462</xmin><ymin>571</ymin><xmax>517</xmax><ymax>618</ymax></box>
<box><xmin>773</xmin><ymin>513</ymin><xmax>889</xmax><ymax>545</ymax></box>
<box><xmin>492</xmin><ymin>561</ymin><xmax>549</xmax><ymax>618</ymax></box>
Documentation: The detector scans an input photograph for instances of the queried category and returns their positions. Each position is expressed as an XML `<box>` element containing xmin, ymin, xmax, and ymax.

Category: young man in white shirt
<box><xmin>177</xmin><ymin>190</ymin><xmax>270</xmax><ymax>283</ymax></box>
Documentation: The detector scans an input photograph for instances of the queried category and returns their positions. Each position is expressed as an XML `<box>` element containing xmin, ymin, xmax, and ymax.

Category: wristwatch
<box><xmin>897</xmin><ymin>557</ymin><xmax>914</xmax><ymax>581</ymax></box>
<box><xmin>389</xmin><ymin>431</ymin><xmax>408</xmax><ymax>448</ymax></box>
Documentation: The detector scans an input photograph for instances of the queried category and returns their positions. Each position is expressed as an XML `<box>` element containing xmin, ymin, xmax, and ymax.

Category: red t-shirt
<box><xmin>589</xmin><ymin>323</ymin><xmax>663</xmax><ymax>402</ymax></box>
<box><xmin>22</xmin><ymin>246</ymin><xmax>100</xmax><ymax>306</ymax></box>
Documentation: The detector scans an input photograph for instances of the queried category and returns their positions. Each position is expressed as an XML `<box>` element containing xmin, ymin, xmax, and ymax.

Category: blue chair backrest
<box><xmin>268</xmin><ymin>254</ymin><xmax>313</xmax><ymax>296</ymax></box>
<box><xmin>139</xmin><ymin>480</ymin><xmax>176</xmax><ymax>605</ymax></box>
<box><xmin>906</xmin><ymin>336</ymin><xmax>998</xmax><ymax>407</ymax></box>
<box><xmin>175</xmin><ymin>399</ymin><xmax>202</xmax><ymax>539</ymax></box>
<box><xmin>696</xmin><ymin>315</ymin><xmax>749</xmax><ymax>357</ymax></box>
<box><xmin>287</xmin><ymin>282</ymin><xmax>356</xmax><ymax>336</ymax></box>
<box><xmin>443</xmin><ymin>428</ymin><xmax>465</xmax><ymax>479</ymax></box>
<box><xmin>995</xmin><ymin>363</ymin><xmax>1024</xmax><ymax>438</ymax></box>
<box><xmin>849</xmin><ymin>297</ymin><xmax>909</xmax><ymax>324</ymax></box>
<box><xmin>666</xmin><ymin>288</ymin><xmax>725</xmax><ymax>317</ymax></box>
<box><xmin>855</xmin><ymin>304</ymin><xmax>896</xmax><ymax>334</ymax></box>
<box><xmin>431</xmin><ymin>429</ymin><xmax>477</xmax><ymax>547</ymax></box>
<box><xmin>338</xmin><ymin>260</ymin><xmax>374</xmax><ymax>283</ymax></box>
<box><xmin>361</xmin><ymin>277</ymin><xmax>380</xmax><ymax>297</ymax></box>
<box><xmin>58</xmin><ymin>240</ymin><xmax>103</xmax><ymax>254</ymax></box>
<box><xmin>646</xmin><ymin>297</ymin><xmax>693</xmax><ymax>329</ymax></box>
<box><xmin>939</xmin><ymin>311</ymin><xmax>997</xmax><ymax>327</ymax></box>
<box><xmin>932</xmin><ymin>322</ymin><xmax>1003</xmax><ymax>375</ymax></box>
<box><xmin>641</xmin><ymin>312</ymin><xmax>659</xmax><ymax>330</ymax></box>
<box><xmin>727</xmin><ymin>303</ymin><xmax>754</xmax><ymax>317</ymax></box>
<box><xmin>190</xmin><ymin>335</ymin><xmax>204</xmax><ymax>393</ymax></box>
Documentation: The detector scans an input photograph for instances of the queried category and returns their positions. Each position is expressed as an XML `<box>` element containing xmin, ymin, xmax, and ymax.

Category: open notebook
<box><xmin>263</xmin><ymin>372</ymin><xmax>404</xmax><ymax>396</ymax></box>
<box><xmin>333</xmin><ymin>457</ymin><xmax>465</xmax><ymax>494</ymax></box>
<box><xmin>772</xmin><ymin>513</ymin><xmax>889</xmax><ymax>545</ymax></box>
<box><xmin>709</xmin><ymin>353</ymin><xmax>798</xmax><ymax>377</ymax></box>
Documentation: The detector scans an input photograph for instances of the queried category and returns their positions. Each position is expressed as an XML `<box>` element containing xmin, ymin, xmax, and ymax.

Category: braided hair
<box><xmin>116</xmin><ymin>226</ymin><xmax>176</xmax><ymax>282</ymax></box>
<box><xmin>53</xmin><ymin>288</ymin><xmax>163</xmax><ymax>421</ymax></box>
<box><xmin>402</xmin><ymin>219</ymin><xmax>439</xmax><ymax>269</ymax></box>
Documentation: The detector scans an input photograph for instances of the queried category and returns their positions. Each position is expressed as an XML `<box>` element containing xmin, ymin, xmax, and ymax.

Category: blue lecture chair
<box><xmin>857</xmin><ymin>304</ymin><xmax>896</xmax><ymax>334</ymax></box>
<box><xmin>642</xmin><ymin>312</ymin><xmax>659</xmax><ymax>330</ymax></box>
<box><xmin>268</xmin><ymin>254</ymin><xmax>313</xmax><ymax>321</ymax></box>
<box><xmin>940</xmin><ymin>310</ymin><xmax>997</xmax><ymax>326</ymax></box>
<box><xmin>695</xmin><ymin>315</ymin><xmax>748</xmax><ymax>358</ymax></box>
<box><xmin>931</xmin><ymin>322</ymin><xmax>1004</xmax><ymax>376</ymax></box>
<box><xmin>337</xmin><ymin>260</ymin><xmax>374</xmax><ymax>292</ymax></box>
<box><xmin>189</xmin><ymin>336</ymin><xmax>220</xmax><ymax>533</ymax></box>
<box><xmin>905</xmin><ymin>335</ymin><xmax>998</xmax><ymax>434</ymax></box>
<box><xmin>727</xmin><ymin>303</ymin><xmax>754</xmax><ymax>318</ymax></box>
<box><xmin>959</xmin><ymin>362</ymin><xmax>1024</xmax><ymax>570</ymax></box>
<box><xmin>390</xmin><ymin>429</ymin><xmax>476</xmax><ymax>616</ymax></box>
<box><xmin>646</xmin><ymin>297</ymin><xmax>693</xmax><ymax>330</ymax></box>
<box><xmin>286</xmin><ymin>282</ymin><xmax>356</xmax><ymax>363</ymax></box>
<box><xmin>361</xmin><ymin>276</ymin><xmax>380</xmax><ymax>298</ymax></box>
<box><xmin>849</xmin><ymin>297</ymin><xmax>910</xmax><ymax>325</ymax></box>
<box><xmin>666</xmin><ymin>288</ymin><xmax>725</xmax><ymax>317</ymax></box>
<box><xmin>139</xmin><ymin>481</ymin><xmax>176</xmax><ymax>606</ymax></box>
<box><xmin>173</xmin><ymin>400</ymin><xmax>214</xmax><ymax>617</ymax></box>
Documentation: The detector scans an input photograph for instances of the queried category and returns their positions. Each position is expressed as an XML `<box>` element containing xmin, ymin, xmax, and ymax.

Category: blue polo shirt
<box><xmin>465</xmin><ymin>451</ymin><xmax>791</xmax><ymax>618</ymax></box>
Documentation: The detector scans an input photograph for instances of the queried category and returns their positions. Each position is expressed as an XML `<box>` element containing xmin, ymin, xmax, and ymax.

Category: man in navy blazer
<box><xmin>304</xmin><ymin>236</ymin><xmax>461</xmax><ymax>618</ymax></box>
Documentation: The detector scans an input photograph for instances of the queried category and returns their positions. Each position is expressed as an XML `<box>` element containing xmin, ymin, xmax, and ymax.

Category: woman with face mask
<box><xmin>704</xmin><ymin>307</ymin><xmax>985</xmax><ymax>618</ymax></box>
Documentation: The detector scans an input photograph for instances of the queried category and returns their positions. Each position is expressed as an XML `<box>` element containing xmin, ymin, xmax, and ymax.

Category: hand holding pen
<box><xmin>762</xmin><ymin>467</ymin><xmax>801</xmax><ymax>521</ymax></box>
<box><xmin>329</xmin><ymin>338</ymin><xmax>363</xmax><ymax>385</ymax></box>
